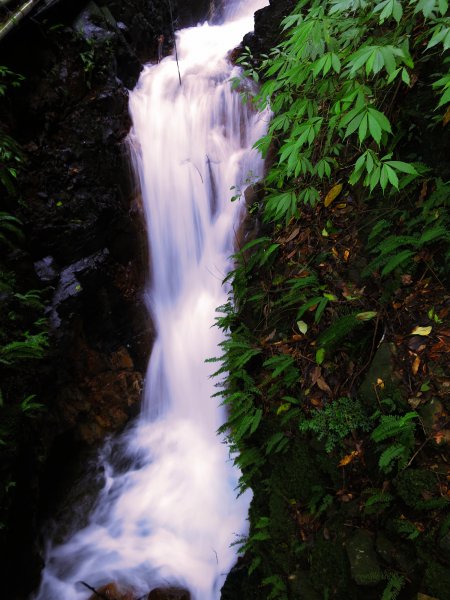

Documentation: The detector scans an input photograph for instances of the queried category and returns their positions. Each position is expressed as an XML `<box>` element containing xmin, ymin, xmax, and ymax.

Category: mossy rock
<box><xmin>268</xmin><ymin>490</ymin><xmax>297</xmax><ymax>571</ymax></box>
<box><xmin>221</xmin><ymin>560</ymin><xmax>266</xmax><ymax>600</ymax></box>
<box><xmin>346</xmin><ymin>529</ymin><xmax>383</xmax><ymax>586</ymax></box>
<box><xmin>269</xmin><ymin>436</ymin><xmax>323</xmax><ymax>503</ymax></box>
<box><xmin>358</xmin><ymin>342</ymin><xmax>401</xmax><ymax>407</ymax></box>
<box><xmin>310</xmin><ymin>539</ymin><xmax>351</xmax><ymax>597</ymax></box>
<box><xmin>395</xmin><ymin>468</ymin><xmax>437</xmax><ymax>509</ymax></box>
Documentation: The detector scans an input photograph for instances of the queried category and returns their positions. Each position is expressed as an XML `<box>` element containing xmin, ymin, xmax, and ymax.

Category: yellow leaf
<box><xmin>338</xmin><ymin>450</ymin><xmax>359</xmax><ymax>467</ymax></box>
<box><xmin>276</xmin><ymin>403</ymin><xmax>291</xmax><ymax>415</ymax></box>
<box><xmin>411</xmin><ymin>325</ymin><xmax>432</xmax><ymax>336</ymax></box>
<box><xmin>356</xmin><ymin>311</ymin><xmax>377</xmax><ymax>321</ymax></box>
<box><xmin>324</xmin><ymin>183</ymin><xmax>343</xmax><ymax>207</ymax></box>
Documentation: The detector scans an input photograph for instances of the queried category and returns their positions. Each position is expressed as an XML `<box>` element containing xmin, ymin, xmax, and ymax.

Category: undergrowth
<box><xmin>217</xmin><ymin>0</ymin><xmax>450</xmax><ymax>598</ymax></box>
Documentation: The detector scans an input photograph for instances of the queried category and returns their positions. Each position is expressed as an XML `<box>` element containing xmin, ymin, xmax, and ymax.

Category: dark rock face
<box><xmin>0</xmin><ymin>1</ymin><xmax>172</xmax><ymax>597</ymax></box>
<box><xmin>243</xmin><ymin>0</ymin><xmax>297</xmax><ymax>54</ymax></box>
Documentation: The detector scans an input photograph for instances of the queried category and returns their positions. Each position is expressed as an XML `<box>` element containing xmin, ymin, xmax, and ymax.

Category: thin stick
<box><xmin>79</xmin><ymin>581</ymin><xmax>109</xmax><ymax>600</ymax></box>
<box><xmin>167</xmin><ymin>0</ymin><xmax>182</xmax><ymax>86</ymax></box>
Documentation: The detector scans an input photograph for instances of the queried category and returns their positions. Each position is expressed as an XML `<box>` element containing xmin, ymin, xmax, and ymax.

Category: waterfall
<box><xmin>34</xmin><ymin>1</ymin><xmax>269</xmax><ymax>599</ymax></box>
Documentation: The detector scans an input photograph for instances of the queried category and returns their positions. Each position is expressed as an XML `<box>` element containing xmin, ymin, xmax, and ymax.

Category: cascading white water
<box><xmin>34</xmin><ymin>1</ymin><xmax>269</xmax><ymax>599</ymax></box>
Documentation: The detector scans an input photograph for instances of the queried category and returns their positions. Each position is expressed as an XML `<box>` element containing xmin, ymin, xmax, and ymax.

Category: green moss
<box><xmin>424</xmin><ymin>559</ymin><xmax>450</xmax><ymax>600</ymax></box>
<box><xmin>310</xmin><ymin>539</ymin><xmax>352</xmax><ymax>598</ymax></box>
<box><xmin>269</xmin><ymin>436</ymin><xmax>321</xmax><ymax>503</ymax></box>
<box><xmin>395</xmin><ymin>468</ymin><xmax>437</xmax><ymax>509</ymax></box>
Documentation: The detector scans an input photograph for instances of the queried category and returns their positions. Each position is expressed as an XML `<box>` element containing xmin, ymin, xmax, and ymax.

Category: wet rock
<box><xmin>419</xmin><ymin>398</ymin><xmax>450</xmax><ymax>445</ymax></box>
<box><xmin>88</xmin><ymin>582</ymin><xmax>135</xmax><ymax>600</ymax></box>
<box><xmin>346</xmin><ymin>529</ymin><xmax>383</xmax><ymax>586</ymax></box>
<box><xmin>243</xmin><ymin>0</ymin><xmax>297</xmax><ymax>55</ymax></box>
<box><xmin>148</xmin><ymin>588</ymin><xmax>191</xmax><ymax>600</ymax></box>
<box><xmin>59</xmin><ymin>352</ymin><xmax>143</xmax><ymax>444</ymax></box>
<box><xmin>34</xmin><ymin>255</ymin><xmax>59</xmax><ymax>282</ymax></box>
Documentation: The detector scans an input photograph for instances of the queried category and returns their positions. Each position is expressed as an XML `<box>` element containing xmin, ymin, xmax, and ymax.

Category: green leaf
<box><xmin>384</xmin><ymin>160</ymin><xmax>417</xmax><ymax>174</ymax></box>
<box><xmin>368</xmin><ymin>112</ymin><xmax>382</xmax><ymax>145</ymax></box>
<box><xmin>297</xmin><ymin>320</ymin><xmax>308</xmax><ymax>334</ymax></box>
<box><xmin>266</xmin><ymin>431</ymin><xmax>287</xmax><ymax>454</ymax></box>
<box><xmin>250</xmin><ymin>408</ymin><xmax>263</xmax><ymax>434</ymax></box>
<box><xmin>381</xmin><ymin>249</ymin><xmax>415</xmax><ymax>275</ymax></box>
<box><xmin>316</xmin><ymin>348</ymin><xmax>326</xmax><ymax>365</ymax></box>
<box><xmin>385</xmin><ymin>164</ymin><xmax>399</xmax><ymax>188</ymax></box>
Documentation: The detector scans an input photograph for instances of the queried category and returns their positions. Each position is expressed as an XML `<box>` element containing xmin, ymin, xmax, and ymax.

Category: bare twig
<box><xmin>167</xmin><ymin>0</ymin><xmax>181</xmax><ymax>86</ymax></box>
<box><xmin>79</xmin><ymin>581</ymin><xmax>109</xmax><ymax>600</ymax></box>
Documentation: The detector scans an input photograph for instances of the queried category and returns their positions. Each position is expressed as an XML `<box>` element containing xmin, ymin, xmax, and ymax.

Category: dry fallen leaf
<box><xmin>316</xmin><ymin>376</ymin><xmax>332</xmax><ymax>395</ymax></box>
<box><xmin>444</xmin><ymin>105</ymin><xmax>450</xmax><ymax>126</ymax></box>
<box><xmin>324</xmin><ymin>183</ymin><xmax>343</xmax><ymax>207</ymax></box>
<box><xmin>285</xmin><ymin>227</ymin><xmax>300</xmax><ymax>243</ymax></box>
<box><xmin>408</xmin><ymin>397</ymin><xmax>422</xmax><ymax>409</ymax></box>
<box><xmin>412</xmin><ymin>355</ymin><xmax>421</xmax><ymax>375</ymax></box>
<box><xmin>338</xmin><ymin>450</ymin><xmax>360</xmax><ymax>467</ymax></box>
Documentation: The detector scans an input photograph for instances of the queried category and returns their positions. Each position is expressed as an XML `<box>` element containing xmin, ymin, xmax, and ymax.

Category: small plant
<box><xmin>371</xmin><ymin>411</ymin><xmax>418</xmax><ymax>472</ymax></box>
<box><xmin>80</xmin><ymin>40</ymin><xmax>96</xmax><ymax>87</ymax></box>
<box><xmin>299</xmin><ymin>396</ymin><xmax>370</xmax><ymax>452</ymax></box>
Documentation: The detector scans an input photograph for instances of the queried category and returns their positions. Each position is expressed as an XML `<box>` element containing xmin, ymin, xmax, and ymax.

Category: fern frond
<box><xmin>371</xmin><ymin>412</ymin><xmax>418</xmax><ymax>442</ymax></box>
<box><xmin>378</xmin><ymin>444</ymin><xmax>408</xmax><ymax>471</ymax></box>
<box><xmin>317</xmin><ymin>312</ymin><xmax>362</xmax><ymax>348</ymax></box>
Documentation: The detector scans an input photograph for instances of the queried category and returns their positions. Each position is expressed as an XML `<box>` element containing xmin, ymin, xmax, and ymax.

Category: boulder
<box><xmin>88</xmin><ymin>582</ymin><xmax>135</xmax><ymax>600</ymax></box>
<box><xmin>346</xmin><ymin>529</ymin><xmax>383</xmax><ymax>586</ymax></box>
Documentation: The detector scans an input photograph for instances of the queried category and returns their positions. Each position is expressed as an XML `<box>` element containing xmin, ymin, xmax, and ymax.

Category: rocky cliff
<box><xmin>0</xmin><ymin>1</ymin><xmax>216</xmax><ymax>596</ymax></box>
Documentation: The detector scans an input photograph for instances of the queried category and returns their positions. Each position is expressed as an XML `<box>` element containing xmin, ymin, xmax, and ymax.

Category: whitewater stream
<box><xmin>34</xmin><ymin>1</ymin><xmax>268</xmax><ymax>598</ymax></box>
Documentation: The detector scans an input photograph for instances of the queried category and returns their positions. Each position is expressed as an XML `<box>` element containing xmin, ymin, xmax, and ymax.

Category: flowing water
<box><xmin>34</xmin><ymin>1</ymin><xmax>269</xmax><ymax>598</ymax></box>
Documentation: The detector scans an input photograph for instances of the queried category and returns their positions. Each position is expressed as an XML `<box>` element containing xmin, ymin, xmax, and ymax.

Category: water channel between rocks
<box><xmin>34</xmin><ymin>1</ymin><xmax>269</xmax><ymax>598</ymax></box>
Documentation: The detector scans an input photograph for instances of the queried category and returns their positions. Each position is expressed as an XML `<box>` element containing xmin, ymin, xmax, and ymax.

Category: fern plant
<box><xmin>300</xmin><ymin>396</ymin><xmax>370</xmax><ymax>452</ymax></box>
<box><xmin>371</xmin><ymin>411</ymin><xmax>419</xmax><ymax>472</ymax></box>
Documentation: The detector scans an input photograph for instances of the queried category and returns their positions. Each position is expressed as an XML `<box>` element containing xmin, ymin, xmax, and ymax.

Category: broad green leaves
<box><xmin>426</xmin><ymin>21</ymin><xmax>450</xmax><ymax>51</ymax></box>
<box><xmin>373</xmin><ymin>0</ymin><xmax>403</xmax><ymax>23</ymax></box>
<box><xmin>243</xmin><ymin>0</ymin><xmax>432</xmax><ymax>217</ymax></box>
<box><xmin>347</xmin><ymin>44</ymin><xmax>406</xmax><ymax>77</ymax></box>
<box><xmin>433</xmin><ymin>72</ymin><xmax>450</xmax><ymax>107</ymax></box>
<box><xmin>411</xmin><ymin>0</ymin><xmax>448</xmax><ymax>18</ymax></box>
<box><xmin>349</xmin><ymin>150</ymin><xmax>418</xmax><ymax>191</ymax></box>
<box><xmin>311</xmin><ymin>52</ymin><xmax>341</xmax><ymax>76</ymax></box>
<box><xmin>341</xmin><ymin>106</ymin><xmax>391</xmax><ymax>145</ymax></box>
